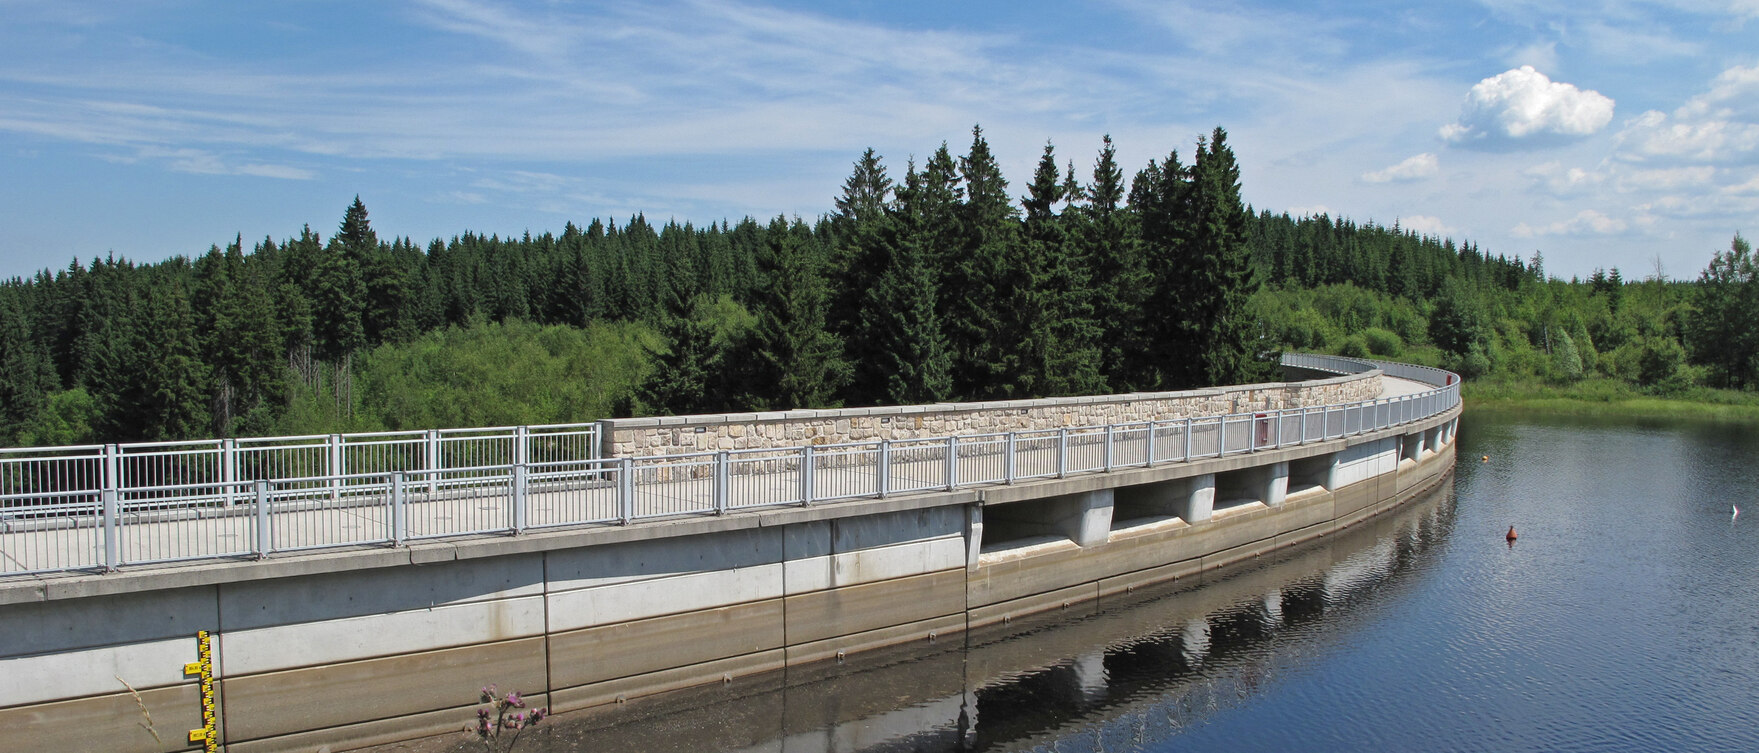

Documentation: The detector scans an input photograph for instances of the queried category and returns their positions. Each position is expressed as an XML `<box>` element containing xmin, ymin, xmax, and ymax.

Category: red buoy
<box><xmin>1506</xmin><ymin>525</ymin><xmax>1518</xmax><ymax>543</ymax></box>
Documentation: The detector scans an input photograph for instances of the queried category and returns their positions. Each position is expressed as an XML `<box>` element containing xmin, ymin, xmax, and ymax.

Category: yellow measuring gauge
<box><xmin>186</xmin><ymin>630</ymin><xmax>218</xmax><ymax>751</ymax></box>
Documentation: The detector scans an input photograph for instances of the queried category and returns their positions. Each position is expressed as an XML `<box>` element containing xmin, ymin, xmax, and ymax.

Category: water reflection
<box><xmin>441</xmin><ymin>480</ymin><xmax>1455</xmax><ymax>753</ymax></box>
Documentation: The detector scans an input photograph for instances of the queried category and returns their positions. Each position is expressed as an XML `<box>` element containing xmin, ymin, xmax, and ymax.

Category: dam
<box><xmin>0</xmin><ymin>354</ymin><xmax>1459</xmax><ymax>752</ymax></box>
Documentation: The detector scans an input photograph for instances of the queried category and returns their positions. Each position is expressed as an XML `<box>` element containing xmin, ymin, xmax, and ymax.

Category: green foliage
<box><xmin>17</xmin><ymin>388</ymin><xmax>98</xmax><ymax>446</ymax></box>
<box><xmin>1685</xmin><ymin>233</ymin><xmax>1758</xmax><ymax>388</ymax></box>
<box><xmin>1637</xmin><ymin>336</ymin><xmax>1688</xmax><ymax>391</ymax></box>
<box><xmin>943</xmin><ymin>126</ymin><xmax>1018</xmax><ymax>399</ymax></box>
<box><xmin>1428</xmin><ymin>277</ymin><xmax>1488</xmax><ymax>357</ymax></box>
<box><xmin>1361</xmin><ymin>328</ymin><xmax>1403</xmax><ymax>357</ymax></box>
<box><xmin>284</xmin><ymin>318</ymin><xmax>656</xmax><ymax>433</ymax></box>
<box><xmin>748</xmin><ymin>217</ymin><xmax>849</xmax><ymax>410</ymax></box>
<box><xmin>637</xmin><ymin>295</ymin><xmax>754</xmax><ymax>416</ymax></box>
<box><xmin>0</xmin><ymin>289</ymin><xmax>56</xmax><ymax>441</ymax></box>
<box><xmin>1450</xmin><ymin>345</ymin><xmax>1493</xmax><ymax>380</ymax></box>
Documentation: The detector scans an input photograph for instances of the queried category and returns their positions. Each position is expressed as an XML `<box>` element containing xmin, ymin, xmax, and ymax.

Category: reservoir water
<box><xmin>400</xmin><ymin>411</ymin><xmax>1759</xmax><ymax>752</ymax></box>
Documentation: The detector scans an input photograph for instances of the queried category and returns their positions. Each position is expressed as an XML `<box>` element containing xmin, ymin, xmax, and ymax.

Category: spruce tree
<box><xmin>828</xmin><ymin>149</ymin><xmax>896</xmax><ymax>402</ymax></box>
<box><xmin>944</xmin><ymin>125</ymin><xmax>1017</xmax><ymax>399</ymax></box>
<box><xmin>1128</xmin><ymin>149</ymin><xmax>1192</xmax><ymax>389</ymax></box>
<box><xmin>138</xmin><ymin>277</ymin><xmax>211</xmax><ymax>440</ymax></box>
<box><xmin>748</xmin><ymin>217</ymin><xmax>849</xmax><ymax>410</ymax></box>
<box><xmin>859</xmin><ymin>159</ymin><xmax>954</xmax><ymax>405</ymax></box>
<box><xmin>1081</xmin><ymin>135</ymin><xmax>1144</xmax><ymax>390</ymax></box>
<box><xmin>984</xmin><ymin>143</ymin><xmax>1065</xmax><ymax>397</ymax></box>
<box><xmin>638</xmin><ymin>295</ymin><xmax>732</xmax><ymax>416</ymax></box>
<box><xmin>1188</xmin><ymin>128</ymin><xmax>1275</xmax><ymax>385</ymax></box>
<box><xmin>0</xmin><ymin>289</ymin><xmax>55</xmax><ymax>442</ymax></box>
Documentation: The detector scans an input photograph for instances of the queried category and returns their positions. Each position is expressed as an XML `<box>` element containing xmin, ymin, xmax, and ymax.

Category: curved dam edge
<box><xmin>0</xmin><ymin>405</ymin><xmax>1459</xmax><ymax>753</ymax></box>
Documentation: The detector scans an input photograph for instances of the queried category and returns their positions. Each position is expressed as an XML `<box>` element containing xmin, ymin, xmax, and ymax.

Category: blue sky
<box><xmin>2</xmin><ymin>0</ymin><xmax>1755</xmax><ymax>280</ymax></box>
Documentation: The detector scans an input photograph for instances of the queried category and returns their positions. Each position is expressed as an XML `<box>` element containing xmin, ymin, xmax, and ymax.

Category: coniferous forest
<box><xmin>0</xmin><ymin>125</ymin><xmax>1741</xmax><ymax>447</ymax></box>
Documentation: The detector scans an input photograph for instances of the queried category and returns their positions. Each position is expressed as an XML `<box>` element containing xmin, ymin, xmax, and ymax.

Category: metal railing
<box><xmin>0</xmin><ymin>357</ymin><xmax>1458</xmax><ymax>577</ymax></box>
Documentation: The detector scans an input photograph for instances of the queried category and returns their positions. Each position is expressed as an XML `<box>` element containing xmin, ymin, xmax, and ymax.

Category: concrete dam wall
<box><xmin>0</xmin><ymin>360</ymin><xmax>1459</xmax><ymax>753</ymax></box>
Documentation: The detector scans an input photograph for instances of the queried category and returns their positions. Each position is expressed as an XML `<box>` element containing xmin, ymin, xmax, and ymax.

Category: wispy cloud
<box><xmin>1512</xmin><ymin>208</ymin><xmax>1628</xmax><ymax>237</ymax></box>
<box><xmin>1362</xmin><ymin>153</ymin><xmax>1438</xmax><ymax>183</ymax></box>
<box><xmin>1400</xmin><ymin>215</ymin><xmax>1458</xmax><ymax>237</ymax></box>
<box><xmin>1616</xmin><ymin>65</ymin><xmax>1759</xmax><ymax>164</ymax></box>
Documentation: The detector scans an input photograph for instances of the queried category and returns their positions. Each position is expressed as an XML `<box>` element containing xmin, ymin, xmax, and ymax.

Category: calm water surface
<box><xmin>424</xmin><ymin>412</ymin><xmax>1759</xmax><ymax>752</ymax></box>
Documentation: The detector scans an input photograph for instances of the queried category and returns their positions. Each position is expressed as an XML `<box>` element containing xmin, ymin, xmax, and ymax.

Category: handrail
<box><xmin>0</xmin><ymin>355</ymin><xmax>1458</xmax><ymax>576</ymax></box>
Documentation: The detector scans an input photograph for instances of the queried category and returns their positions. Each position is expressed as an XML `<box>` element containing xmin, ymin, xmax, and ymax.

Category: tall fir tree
<box><xmin>944</xmin><ymin>125</ymin><xmax>1017</xmax><ymax>399</ymax></box>
<box><xmin>0</xmin><ymin>289</ymin><xmax>56</xmax><ymax>442</ymax></box>
<box><xmin>858</xmin><ymin>159</ymin><xmax>954</xmax><ymax>405</ymax></box>
<box><xmin>828</xmin><ymin>149</ymin><xmax>896</xmax><ymax>402</ymax></box>
<box><xmin>1128</xmin><ymin>148</ymin><xmax>1192</xmax><ymax>389</ymax></box>
<box><xmin>638</xmin><ymin>294</ymin><xmax>734</xmax><ymax>416</ymax></box>
<box><xmin>1187</xmin><ymin>128</ymin><xmax>1275</xmax><ymax>386</ymax></box>
<box><xmin>137</xmin><ymin>276</ymin><xmax>211</xmax><ymax>441</ymax></box>
<box><xmin>748</xmin><ymin>217</ymin><xmax>850</xmax><ymax>410</ymax></box>
<box><xmin>995</xmin><ymin>143</ymin><xmax>1064</xmax><ymax>397</ymax></box>
<box><xmin>1078</xmin><ymin>135</ymin><xmax>1143</xmax><ymax>390</ymax></box>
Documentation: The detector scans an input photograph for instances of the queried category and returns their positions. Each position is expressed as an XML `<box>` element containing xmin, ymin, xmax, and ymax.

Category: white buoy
<box><xmin>1734</xmin><ymin>504</ymin><xmax>1741</xmax><ymax>520</ymax></box>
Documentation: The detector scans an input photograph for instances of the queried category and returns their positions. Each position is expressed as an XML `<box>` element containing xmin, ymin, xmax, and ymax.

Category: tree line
<box><xmin>0</xmin><ymin>124</ymin><xmax>1744</xmax><ymax>447</ymax></box>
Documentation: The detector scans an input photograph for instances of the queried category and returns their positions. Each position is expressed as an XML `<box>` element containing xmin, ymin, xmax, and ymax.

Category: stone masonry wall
<box><xmin>600</xmin><ymin>369</ymin><xmax>1382</xmax><ymax>458</ymax></box>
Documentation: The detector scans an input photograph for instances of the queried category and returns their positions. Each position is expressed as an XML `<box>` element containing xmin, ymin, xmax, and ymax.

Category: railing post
<box><xmin>255</xmin><ymin>479</ymin><xmax>272</xmax><ymax>557</ymax></box>
<box><xmin>618</xmin><ymin>457</ymin><xmax>634</xmax><ymax>525</ymax></box>
<box><xmin>390</xmin><ymin>473</ymin><xmax>406</xmax><ymax>546</ymax></box>
<box><xmin>1104</xmin><ymin>425</ymin><xmax>1115</xmax><ymax>472</ymax></box>
<box><xmin>945</xmin><ymin>436</ymin><xmax>958</xmax><ymax>491</ymax></box>
<box><xmin>102</xmin><ymin>444</ymin><xmax>119</xmax><ymax>571</ymax></box>
<box><xmin>1300</xmin><ymin>408</ymin><xmax>1308</xmax><ymax>444</ymax></box>
<box><xmin>425</xmin><ymin>430</ymin><xmax>440</xmax><ymax>498</ymax></box>
<box><xmin>222</xmin><ymin>438</ymin><xmax>237</xmax><ymax>507</ymax></box>
<box><xmin>1146</xmin><ymin>421</ymin><xmax>1157</xmax><ymax>467</ymax></box>
<box><xmin>802</xmin><ymin>445</ymin><xmax>816</xmax><ymax>505</ymax></box>
<box><xmin>1005</xmin><ymin>432</ymin><xmax>1017</xmax><ymax>484</ymax></box>
<box><xmin>512</xmin><ymin>426</ymin><xmax>529</xmax><ymax>533</ymax></box>
<box><xmin>878</xmin><ymin>440</ymin><xmax>891</xmax><ymax>498</ymax></box>
<box><xmin>715</xmin><ymin>451</ymin><xmax>730</xmax><ymax>514</ymax></box>
<box><xmin>328</xmin><ymin>433</ymin><xmax>343</xmax><ymax>504</ymax></box>
<box><xmin>1218</xmin><ymin>416</ymin><xmax>1227</xmax><ymax>457</ymax></box>
<box><xmin>1056</xmin><ymin>429</ymin><xmax>1068</xmax><ymax>479</ymax></box>
<box><xmin>1184</xmin><ymin>417</ymin><xmax>1193</xmax><ymax>461</ymax></box>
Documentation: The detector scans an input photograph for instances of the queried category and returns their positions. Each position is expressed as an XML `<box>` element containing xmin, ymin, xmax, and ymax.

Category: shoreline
<box><xmin>1463</xmin><ymin>379</ymin><xmax>1759</xmax><ymax>423</ymax></box>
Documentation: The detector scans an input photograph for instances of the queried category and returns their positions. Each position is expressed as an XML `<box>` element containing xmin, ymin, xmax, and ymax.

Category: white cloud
<box><xmin>130</xmin><ymin>146</ymin><xmax>314</xmax><ymax>179</ymax></box>
<box><xmin>233</xmin><ymin>163</ymin><xmax>315</xmax><ymax>180</ymax></box>
<box><xmin>1511</xmin><ymin>209</ymin><xmax>1628</xmax><ymax>238</ymax></box>
<box><xmin>1524</xmin><ymin>161</ymin><xmax>1605</xmax><ymax>196</ymax></box>
<box><xmin>1726</xmin><ymin>174</ymin><xmax>1759</xmax><ymax>194</ymax></box>
<box><xmin>1362</xmin><ymin>152</ymin><xmax>1438</xmax><ymax>183</ymax></box>
<box><xmin>1399</xmin><ymin>215</ymin><xmax>1456</xmax><ymax>237</ymax></box>
<box><xmin>1615</xmin><ymin>166</ymin><xmax>1716</xmax><ymax>192</ymax></box>
<box><xmin>1440</xmin><ymin>66</ymin><xmax>1615</xmax><ymax>148</ymax></box>
<box><xmin>1616</xmin><ymin>65</ymin><xmax>1759</xmax><ymax>164</ymax></box>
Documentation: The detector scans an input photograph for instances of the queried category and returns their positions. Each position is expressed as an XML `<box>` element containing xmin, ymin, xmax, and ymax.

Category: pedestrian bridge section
<box><xmin>0</xmin><ymin>355</ymin><xmax>1460</xmax><ymax>753</ymax></box>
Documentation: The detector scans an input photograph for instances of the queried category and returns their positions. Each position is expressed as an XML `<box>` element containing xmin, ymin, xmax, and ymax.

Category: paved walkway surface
<box><xmin>1380</xmin><ymin>375</ymin><xmax>1432</xmax><ymax>398</ymax></box>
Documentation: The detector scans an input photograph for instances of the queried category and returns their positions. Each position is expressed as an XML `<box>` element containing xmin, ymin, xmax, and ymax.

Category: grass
<box><xmin>1462</xmin><ymin>377</ymin><xmax>1759</xmax><ymax>422</ymax></box>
